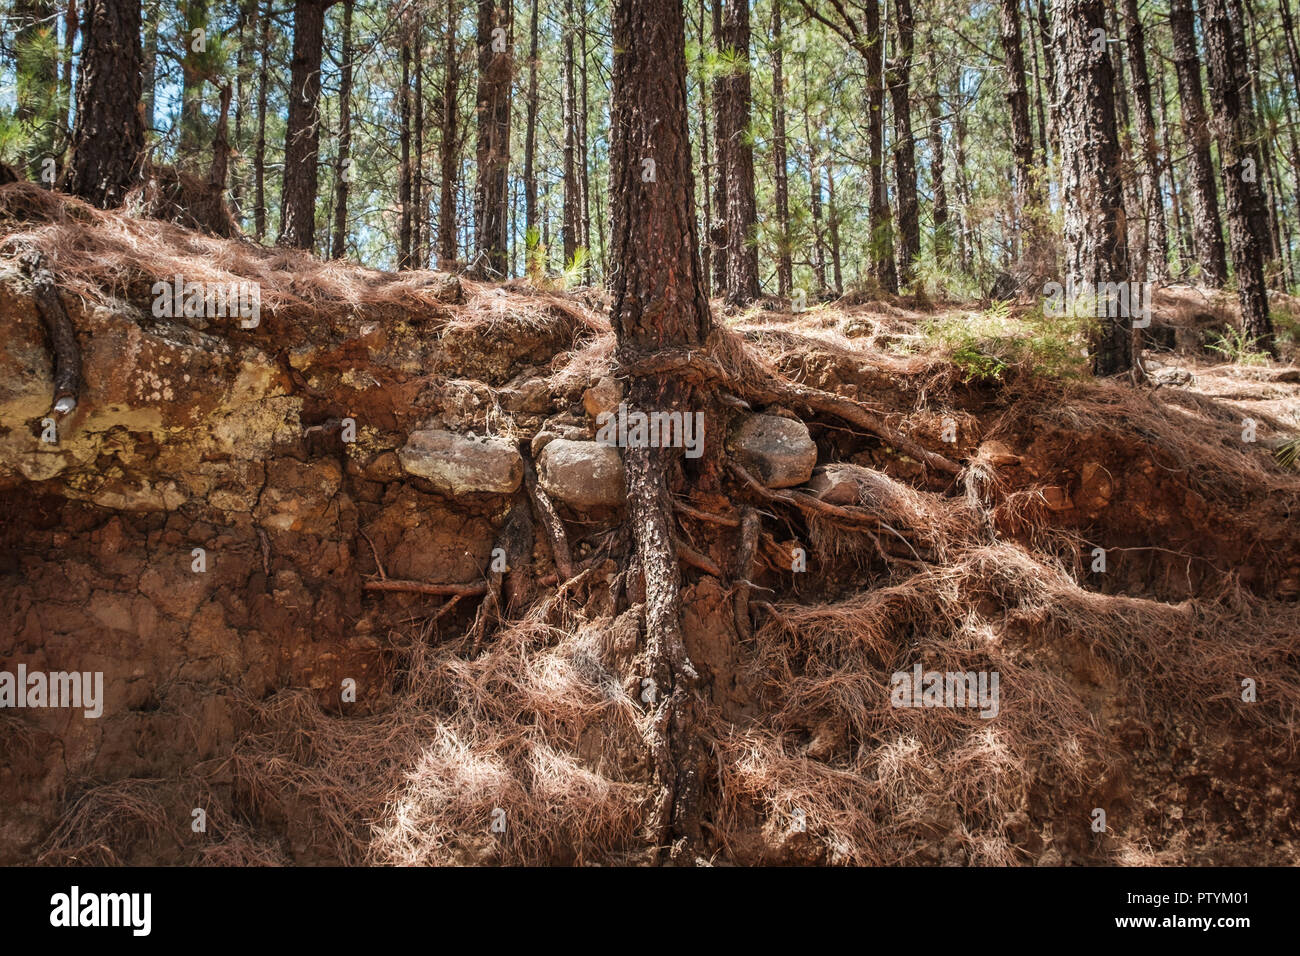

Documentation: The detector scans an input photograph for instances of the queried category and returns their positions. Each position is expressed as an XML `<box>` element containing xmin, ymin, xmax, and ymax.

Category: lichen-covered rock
<box><xmin>731</xmin><ymin>413</ymin><xmax>817</xmax><ymax>488</ymax></box>
<box><xmin>537</xmin><ymin>438</ymin><xmax>626</xmax><ymax>508</ymax></box>
<box><xmin>397</xmin><ymin>428</ymin><xmax>522</xmax><ymax>496</ymax></box>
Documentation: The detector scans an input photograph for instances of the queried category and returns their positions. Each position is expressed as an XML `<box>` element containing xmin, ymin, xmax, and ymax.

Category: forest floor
<box><xmin>1</xmin><ymin>183</ymin><xmax>1298</xmax><ymax>865</ymax></box>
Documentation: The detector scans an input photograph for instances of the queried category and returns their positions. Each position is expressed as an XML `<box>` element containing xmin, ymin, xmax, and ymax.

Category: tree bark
<box><xmin>925</xmin><ymin>44</ymin><xmax>951</xmax><ymax>264</ymax></box>
<box><xmin>331</xmin><ymin>0</ymin><xmax>354</xmax><ymax>260</ymax></box>
<box><xmin>1170</xmin><ymin>0</ymin><xmax>1227</xmax><ymax>286</ymax></box>
<box><xmin>523</xmin><ymin>0</ymin><xmax>540</xmax><ymax>245</ymax></box>
<box><xmin>254</xmin><ymin>0</ymin><xmax>271</xmax><ymax>240</ymax></box>
<box><xmin>1201</xmin><ymin>0</ymin><xmax>1275</xmax><ymax>351</ymax></box>
<box><xmin>472</xmin><ymin>0</ymin><xmax>512</xmax><ymax>278</ymax></box>
<box><xmin>999</xmin><ymin>0</ymin><xmax>1040</xmax><ymax>263</ymax></box>
<box><xmin>439</xmin><ymin>0</ymin><xmax>462</xmax><ymax>267</ymax></box>
<box><xmin>718</xmin><ymin>0</ymin><xmax>760</xmax><ymax>305</ymax></box>
<box><xmin>888</xmin><ymin>0</ymin><xmax>919</xmax><ymax>287</ymax></box>
<box><xmin>609</xmin><ymin>0</ymin><xmax>713</xmax><ymax>859</ymax></box>
<box><xmin>1052</xmin><ymin>0</ymin><xmax>1132</xmax><ymax>375</ymax></box>
<box><xmin>66</xmin><ymin>0</ymin><xmax>145</xmax><ymax>208</ymax></box>
<box><xmin>279</xmin><ymin>0</ymin><xmax>333</xmax><ymax>250</ymax></box>
<box><xmin>771</xmin><ymin>0</ymin><xmax>792</xmax><ymax>297</ymax></box>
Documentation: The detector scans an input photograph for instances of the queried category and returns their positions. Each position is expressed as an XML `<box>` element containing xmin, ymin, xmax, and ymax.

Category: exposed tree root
<box><xmin>19</xmin><ymin>250</ymin><xmax>81</xmax><ymax>415</ymax></box>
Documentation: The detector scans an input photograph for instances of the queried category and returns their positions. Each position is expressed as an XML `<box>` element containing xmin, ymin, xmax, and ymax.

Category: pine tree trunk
<box><xmin>609</xmin><ymin>0</ymin><xmax>713</xmax><ymax>857</ymax></box>
<box><xmin>1201</xmin><ymin>0</ymin><xmax>1275</xmax><ymax>351</ymax></box>
<box><xmin>771</xmin><ymin>0</ymin><xmax>792</xmax><ymax>297</ymax></box>
<box><xmin>1122</xmin><ymin>0</ymin><xmax>1170</xmax><ymax>280</ymax></box>
<box><xmin>1052</xmin><ymin>0</ymin><xmax>1132</xmax><ymax>375</ymax></box>
<box><xmin>279</xmin><ymin>0</ymin><xmax>331</xmax><ymax>250</ymax></box>
<box><xmin>864</xmin><ymin>1</ymin><xmax>897</xmax><ymax>293</ymax></box>
<box><xmin>710</xmin><ymin>0</ymin><xmax>728</xmax><ymax>296</ymax></box>
<box><xmin>719</xmin><ymin>0</ymin><xmax>760</xmax><ymax>305</ymax></box>
<box><xmin>399</xmin><ymin>37</ymin><xmax>413</xmax><ymax>269</ymax></box>
<box><xmin>524</xmin><ymin>0</ymin><xmax>540</xmax><ymax>244</ymax></box>
<box><xmin>926</xmin><ymin>45</ymin><xmax>951</xmax><ymax>264</ymax></box>
<box><xmin>440</xmin><ymin>0</ymin><xmax>461</xmax><ymax>267</ymax></box>
<box><xmin>1170</xmin><ymin>0</ymin><xmax>1227</xmax><ymax>285</ymax></box>
<box><xmin>471</xmin><ymin>0</ymin><xmax>512</xmax><ymax>278</ymax></box>
<box><xmin>697</xmin><ymin>0</ymin><xmax>712</xmax><ymax>289</ymax></box>
<box><xmin>999</xmin><ymin>0</ymin><xmax>1041</xmax><ymax>272</ymax></box>
<box><xmin>826</xmin><ymin>158</ymin><xmax>844</xmax><ymax>295</ymax></box>
<box><xmin>66</xmin><ymin>0</ymin><xmax>145</xmax><ymax>208</ymax></box>
<box><xmin>414</xmin><ymin>18</ymin><xmax>426</xmax><ymax>267</ymax></box>
<box><xmin>331</xmin><ymin>0</ymin><xmax>354</xmax><ymax>260</ymax></box>
<box><xmin>254</xmin><ymin>0</ymin><xmax>270</xmax><ymax>240</ymax></box>
<box><xmin>888</xmin><ymin>0</ymin><xmax>919</xmax><ymax>288</ymax></box>
<box><xmin>803</xmin><ymin>70</ymin><xmax>827</xmax><ymax>294</ymax></box>
<box><xmin>563</xmin><ymin>0</ymin><xmax>581</xmax><ymax>265</ymax></box>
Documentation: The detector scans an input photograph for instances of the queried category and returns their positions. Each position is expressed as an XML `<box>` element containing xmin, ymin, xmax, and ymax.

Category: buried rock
<box><xmin>537</xmin><ymin>438</ymin><xmax>626</xmax><ymax>509</ymax></box>
<box><xmin>730</xmin><ymin>413</ymin><xmax>818</xmax><ymax>488</ymax></box>
<box><xmin>397</xmin><ymin>428</ymin><xmax>523</xmax><ymax>497</ymax></box>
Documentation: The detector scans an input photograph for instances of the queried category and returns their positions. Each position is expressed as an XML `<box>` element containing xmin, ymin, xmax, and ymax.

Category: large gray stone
<box><xmin>731</xmin><ymin>414</ymin><xmax>817</xmax><ymax>488</ymax></box>
<box><xmin>537</xmin><ymin>438</ymin><xmax>626</xmax><ymax>509</ymax></box>
<box><xmin>397</xmin><ymin>428</ymin><xmax>522</xmax><ymax>496</ymax></box>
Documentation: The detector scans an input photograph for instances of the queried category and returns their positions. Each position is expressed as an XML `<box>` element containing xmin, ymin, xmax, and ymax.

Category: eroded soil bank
<box><xmin>2</xmin><ymin>187</ymin><xmax>1297</xmax><ymax>864</ymax></box>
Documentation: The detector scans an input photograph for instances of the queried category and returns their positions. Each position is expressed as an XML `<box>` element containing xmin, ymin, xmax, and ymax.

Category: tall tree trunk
<box><xmin>471</xmin><ymin>0</ymin><xmax>512</xmax><ymax>277</ymax></box>
<box><xmin>865</xmin><ymin>0</ymin><xmax>897</xmax><ymax>292</ymax></box>
<box><xmin>331</xmin><ymin>0</ymin><xmax>354</xmax><ymax>259</ymax></box>
<box><xmin>999</xmin><ymin>0</ymin><xmax>1039</xmax><ymax>271</ymax></box>
<box><xmin>710</xmin><ymin>0</ymin><xmax>727</xmax><ymax>296</ymax></box>
<box><xmin>1201</xmin><ymin>0</ymin><xmax>1275</xmax><ymax>351</ymax></box>
<box><xmin>399</xmin><ymin>37</ymin><xmax>413</xmax><ymax>269</ymax></box>
<box><xmin>1122</xmin><ymin>0</ymin><xmax>1170</xmax><ymax>280</ymax></box>
<box><xmin>771</xmin><ymin>0</ymin><xmax>792</xmax><ymax>297</ymax></box>
<box><xmin>578</xmin><ymin>0</ymin><xmax>592</xmax><ymax>279</ymax></box>
<box><xmin>279</xmin><ymin>0</ymin><xmax>332</xmax><ymax>250</ymax></box>
<box><xmin>60</xmin><ymin>0</ymin><xmax>78</xmax><ymax>152</ymax></box>
<box><xmin>804</xmin><ymin>82</ymin><xmax>827</xmax><ymax>294</ymax></box>
<box><xmin>697</xmin><ymin>0</ymin><xmax>712</xmax><ymax>289</ymax></box>
<box><xmin>1171</xmin><ymin>0</ymin><xmax>1227</xmax><ymax>285</ymax></box>
<box><xmin>523</xmin><ymin>0</ymin><xmax>540</xmax><ymax>244</ymax></box>
<box><xmin>951</xmin><ymin>60</ymin><xmax>975</xmax><ymax>272</ymax></box>
<box><xmin>66</xmin><ymin>0</ymin><xmax>145</xmax><ymax>208</ymax></box>
<box><xmin>563</xmin><ymin>0</ymin><xmax>581</xmax><ymax>264</ymax></box>
<box><xmin>414</xmin><ymin>17</ymin><xmax>426</xmax><ymax>267</ymax></box>
<box><xmin>609</xmin><ymin>0</ymin><xmax>713</xmax><ymax>856</ymax></box>
<box><xmin>440</xmin><ymin>0</ymin><xmax>462</xmax><ymax>266</ymax></box>
<box><xmin>826</xmin><ymin>157</ymin><xmax>844</xmax><ymax>295</ymax></box>
<box><xmin>1052</xmin><ymin>0</ymin><xmax>1132</xmax><ymax>375</ymax></box>
<box><xmin>1036</xmin><ymin>0</ymin><xmax>1060</xmax><ymax>161</ymax></box>
<box><xmin>254</xmin><ymin>0</ymin><xmax>271</xmax><ymax>240</ymax></box>
<box><xmin>1156</xmin><ymin>49</ymin><xmax>1191</xmax><ymax>274</ymax></box>
<box><xmin>926</xmin><ymin>44</ymin><xmax>951</xmax><ymax>264</ymax></box>
<box><xmin>143</xmin><ymin>3</ymin><xmax>159</xmax><ymax>136</ymax></box>
<box><xmin>718</xmin><ymin>0</ymin><xmax>759</xmax><ymax>305</ymax></box>
<box><xmin>888</xmin><ymin>0</ymin><xmax>919</xmax><ymax>287</ymax></box>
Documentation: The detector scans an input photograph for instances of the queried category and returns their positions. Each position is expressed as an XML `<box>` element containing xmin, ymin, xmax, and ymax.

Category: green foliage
<box><xmin>917</xmin><ymin>301</ymin><xmax>1094</xmax><ymax>382</ymax></box>
<box><xmin>1277</xmin><ymin>437</ymin><xmax>1300</xmax><ymax>471</ymax></box>
<box><xmin>1205</xmin><ymin>327</ymin><xmax>1271</xmax><ymax>366</ymax></box>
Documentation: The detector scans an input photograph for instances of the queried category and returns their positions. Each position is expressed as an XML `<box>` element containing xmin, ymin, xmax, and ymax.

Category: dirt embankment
<box><xmin>1</xmin><ymin>184</ymin><xmax>1297</xmax><ymax>865</ymax></box>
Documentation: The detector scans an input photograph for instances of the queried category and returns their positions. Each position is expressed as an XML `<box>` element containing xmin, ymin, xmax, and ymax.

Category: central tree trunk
<box><xmin>1052</xmin><ymin>0</ymin><xmax>1132</xmax><ymax>375</ymax></box>
<box><xmin>66</xmin><ymin>0</ymin><xmax>145</xmax><ymax>208</ymax></box>
<box><xmin>472</xmin><ymin>0</ymin><xmax>513</xmax><ymax>278</ymax></box>
<box><xmin>609</xmin><ymin>0</ymin><xmax>713</xmax><ymax>858</ymax></box>
<box><xmin>279</xmin><ymin>0</ymin><xmax>332</xmax><ymax>250</ymax></box>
